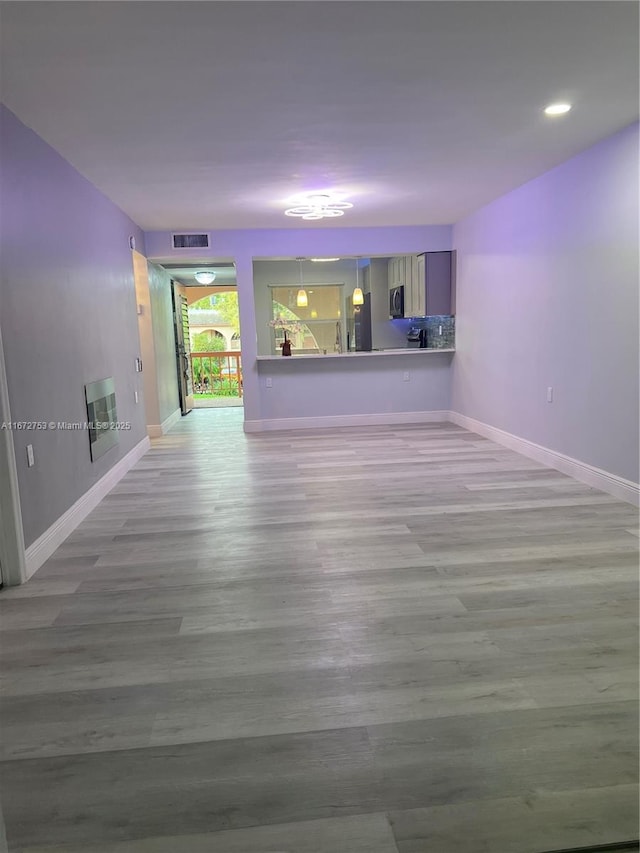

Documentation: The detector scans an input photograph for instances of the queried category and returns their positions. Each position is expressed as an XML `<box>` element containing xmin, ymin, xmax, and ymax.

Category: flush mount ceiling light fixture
<box><xmin>352</xmin><ymin>258</ymin><xmax>364</xmax><ymax>306</ymax></box>
<box><xmin>285</xmin><ymin>193</ymin><xmax>353</xmax><ymax>221</ymax></box>
<box><xmin>544</xmin><ymin>102</ymin><xmax>572</xmax><ymax>116</ymax></box>
<box><xmin>311</xmin><ymin>258</ymin><xmax>341</xmax><ymax>262</ymax></box>
<box><xmin>194</xmin><ymin>270</ymin><xmax>216</xmax><ymax>284</ymax></box>
<box><xmin>296</xmin><ymin>258</ymin><xmax>308</xmax><ymax>308</ymax></box>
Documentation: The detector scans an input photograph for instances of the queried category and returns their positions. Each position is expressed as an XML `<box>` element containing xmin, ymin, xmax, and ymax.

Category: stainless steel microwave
<box><xmin>389</xmin><ymin>285</ymin><xmax>405</xmax><ymax>319</ymax></box>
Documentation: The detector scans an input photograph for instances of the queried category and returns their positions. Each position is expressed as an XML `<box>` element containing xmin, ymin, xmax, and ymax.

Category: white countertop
<box><xmin>256</xmin><ymin>348</ymin><xmax>455</xmax><ymax>362</ymax></box>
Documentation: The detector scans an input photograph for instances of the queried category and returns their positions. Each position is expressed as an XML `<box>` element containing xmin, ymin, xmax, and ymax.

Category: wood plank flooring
<box><xmin>0</xmin><ymin>409</ymin><xmax>637</xmax><ymax>852</ymax></box>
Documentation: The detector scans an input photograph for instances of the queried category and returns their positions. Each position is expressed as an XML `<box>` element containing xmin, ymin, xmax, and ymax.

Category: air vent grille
<box><xmin>172</xmin><ymin>233</ymin><xmax>210</xmax><ymax>249</ymax></box>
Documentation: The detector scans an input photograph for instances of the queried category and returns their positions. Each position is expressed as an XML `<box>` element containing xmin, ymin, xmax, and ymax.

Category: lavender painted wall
<box><xmin>144</xmin><ymin>226</ymin><xmax>452</xmax><ymax>263</ymax></box>
<box><xmin>452</xmin><ymin>122</ymin><xmax>639</xmax><ymax>484</ymax></box>
<box><xmin>254</xmin><ymin>354</ymin><xmax>452</xmax><ymax>425</ymax></box>
<box><xmin>0</xmin><ymin>105</ymin><xmax>147</xmax><ymax>547</ymax></box>
<box><xmin>146</xmin><ymin>225</ymin><xmax>453</xmax><ymax>425</ymax></box>
<box><xmin>147</xmin><ymin>262</ymin><xmax>180</xmax><ymax>424</ymax></box>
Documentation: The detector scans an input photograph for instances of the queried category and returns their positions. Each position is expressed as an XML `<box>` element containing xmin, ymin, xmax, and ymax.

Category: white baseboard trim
<box><xmin>147</xmin><ymin>408</ymin><xmax>182</xmax><ymax>438</ymax></box>
<box><xmin>449</xmin><ymin>410</ymin><xmax>640</xmax><ymax>506</ymax></box>
<box><xmin>24</xmin><ymin>436</ymin><xmax>151</xmax><ymax>580</ymax></box>
<box><xmin>161</xmin><ymin>407</ymin><xmax>181</xmax><ymax>434</ymax></box>
<box><xmin>244</xmin><ymin>410</ymin><xmax>450</xmax><ymax>433</ymax></box>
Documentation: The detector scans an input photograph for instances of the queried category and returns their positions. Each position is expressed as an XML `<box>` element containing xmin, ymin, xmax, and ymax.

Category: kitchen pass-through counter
<box><xmin>256</xmin><ymin>348</ymin><xmax>455</xmax><ymax>362</ymax></box>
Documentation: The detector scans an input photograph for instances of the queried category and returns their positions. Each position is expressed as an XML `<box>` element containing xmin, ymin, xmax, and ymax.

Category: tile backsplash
<box><xmin>408</xmin><ymin>315</ymin><xmax>455</xmax><ymax>349</ymax></box>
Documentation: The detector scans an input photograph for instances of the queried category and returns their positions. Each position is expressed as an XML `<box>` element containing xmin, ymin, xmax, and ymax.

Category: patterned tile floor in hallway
<box><xmin>0</xmin><ymin>409</ymin><xmax>638</xmax><ymax>852</ymax></box>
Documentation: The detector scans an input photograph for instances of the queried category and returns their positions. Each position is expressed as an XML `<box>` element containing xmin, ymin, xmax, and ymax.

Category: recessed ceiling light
<box><xmin>544</xmin><ymin>103</ymin><xmax>572</xmax><ymax>116</ymax></box>
<box><xmin>194</xmin><ymin>270</ymin><xmax>216</xmax><ymax>284</ymax></box>
<box><xmin>310</xmin><ymin>258</ymin><xmax>341</xmax><ymax>262</ymax></box>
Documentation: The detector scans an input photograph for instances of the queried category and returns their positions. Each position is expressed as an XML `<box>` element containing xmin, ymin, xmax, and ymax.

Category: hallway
<box><xmin>0</xmin><ymin>410</ymin><xmax>637</xmax><ymax>852</ymax></box>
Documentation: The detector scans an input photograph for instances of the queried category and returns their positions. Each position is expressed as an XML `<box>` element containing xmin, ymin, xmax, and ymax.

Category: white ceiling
<box><xmin>1</xmin><ymin>2</ymin><xmax>637</xmax><ymax>231</ymax></box>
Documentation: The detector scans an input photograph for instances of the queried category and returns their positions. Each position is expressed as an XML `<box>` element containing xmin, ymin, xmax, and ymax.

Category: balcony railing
<box><xmin>190</xmin><ymin>351</ymin><xmax>242</xmax><ymax>398</ymax></box>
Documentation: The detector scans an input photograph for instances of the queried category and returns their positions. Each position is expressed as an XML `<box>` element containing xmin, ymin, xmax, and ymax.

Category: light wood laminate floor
<box><xmin>0</xmin><ymin>410</ymin><xmax>638</xmax><ymax>853</ymax></box>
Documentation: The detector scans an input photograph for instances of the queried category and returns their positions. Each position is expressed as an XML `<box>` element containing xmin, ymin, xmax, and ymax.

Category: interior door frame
<box><xmin>0</xmin><ymin>324</ymin><xmax>27</xmax><ymax>586</ymax></box>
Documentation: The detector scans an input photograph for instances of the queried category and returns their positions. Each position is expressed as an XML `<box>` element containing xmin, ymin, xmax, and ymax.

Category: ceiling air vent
<box><xmin>172</xmin><ymin>233</ymin><xmax>210</xmax><ymax>250</ymax></box>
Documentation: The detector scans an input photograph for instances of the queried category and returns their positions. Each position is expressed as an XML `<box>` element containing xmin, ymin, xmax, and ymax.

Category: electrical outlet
<box><xmin>26</xmin><ymin>444</ymin><xmax>35</xmax><ymax>467</ymax></box>
<box><xmin>403</xmin><ymin>371</ymin><xmax>410</xmax><ymax>382</ymax></box>
<box><xmin>547</xmin><ymin>386</ymin><xmax>553</xmax><ymax>403</ymax></box>
<box><xmin>266</xmin><ymin>377</ymin><xmax>273</xmax><ymax>388</ymax></box>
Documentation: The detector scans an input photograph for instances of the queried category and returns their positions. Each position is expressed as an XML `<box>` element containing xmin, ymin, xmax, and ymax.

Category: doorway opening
<box><xmin>156</xmin><ymin>262</ymin><xmax>243</xmax><ymax>412</ymax></box>
<box><xmin>183</xmin><ymin>285</ymin><xmax>242</xmax><ymax>409</ymax></box>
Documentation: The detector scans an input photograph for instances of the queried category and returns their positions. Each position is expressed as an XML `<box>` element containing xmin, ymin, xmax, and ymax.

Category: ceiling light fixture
<box><xmin>310</xmin><ymin>258</ymin><xmax>341</xmax><ymax>262</ymax></box>
<box><xmin>194</xmin><ymin>270</ymin><xmax>216</xmax><ymax>284</ymax></box>
<box><xmin>285</xmin><ymin>193</ymin><xmax>353</xmax><ymax>221</ymax></box>
<box><xmin>352</xmin><ymin>258</ymin><xmax>364</xmax><ymax>306</ymax></box>
<box><xmin>296</xmin><ymin>258</ymin><xmax>308</xmax><ymax>308</ymax></box>
<box><xmin>544</xmin><ymin>103</ymin><xmax>572</xmax><ymax>116</ymax></box>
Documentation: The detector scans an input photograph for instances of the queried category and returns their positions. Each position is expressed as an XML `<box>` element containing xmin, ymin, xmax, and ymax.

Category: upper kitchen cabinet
<box><xmin>407</xmin><ymin>254</ymin><xmax>420</xmax><ymax>317</ymax></box>
<box><xmin>388</xmin><ymin>255</ymin><xmax>415</xmax><ymax>315</ymax></box>
<box><xmin>387</xmin><ymin>251</ymin><xmax>454</xmax><ymax>318</ymax></box>
<box><xmin>387</xmin><ymin>256</ymin><xmax>405</xmax><ymax>290</ymax></box>
<box><xmin>416</xmin><ymin>251</ymin><xmax>453</xmax><ymax>317</ymax></box>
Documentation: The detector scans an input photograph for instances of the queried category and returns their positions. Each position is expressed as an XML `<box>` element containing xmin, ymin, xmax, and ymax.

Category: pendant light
<box><xmin>296</xmin><ymin>258</ymin><xmax>308</xmax><ymax>307</ymax></box>
<box><xmin>352</xmin><ymin>258</ymin><xmax>364</xmax><ymax>306</ymax></box>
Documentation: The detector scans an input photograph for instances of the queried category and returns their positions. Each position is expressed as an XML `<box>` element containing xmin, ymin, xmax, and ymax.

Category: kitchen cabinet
<box><xmin>408</xmin><ymin>254</ymin><xmax>420</xmax><ymax>316</ymax></box>
<box><xmin>415</xmin><ymin>254</ymin><xmax>426</xmax><ymax>317</ymax></box>
<box><xmin>388</xmin><ymin>255</ymin><xmax>413</xmax><ymax>314</ymax></box>
<box><xmin>388</xmin><ymin>256</ymin><xmax>404</xmax><ymax>289</ymax></box>
<box><xmin>401</xmin><ymin>251</ymin><xmax>452</xmax><ymax>317</ymax></box>
<box><xmin>387</xmin><ymin>251</ymin><xmax>453</xmax><ymax>317</ymax></box>
<box><xmin>418</xmin><ymin>251</ymin><xmax>452</xmax><ymax>316</ymax></box>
